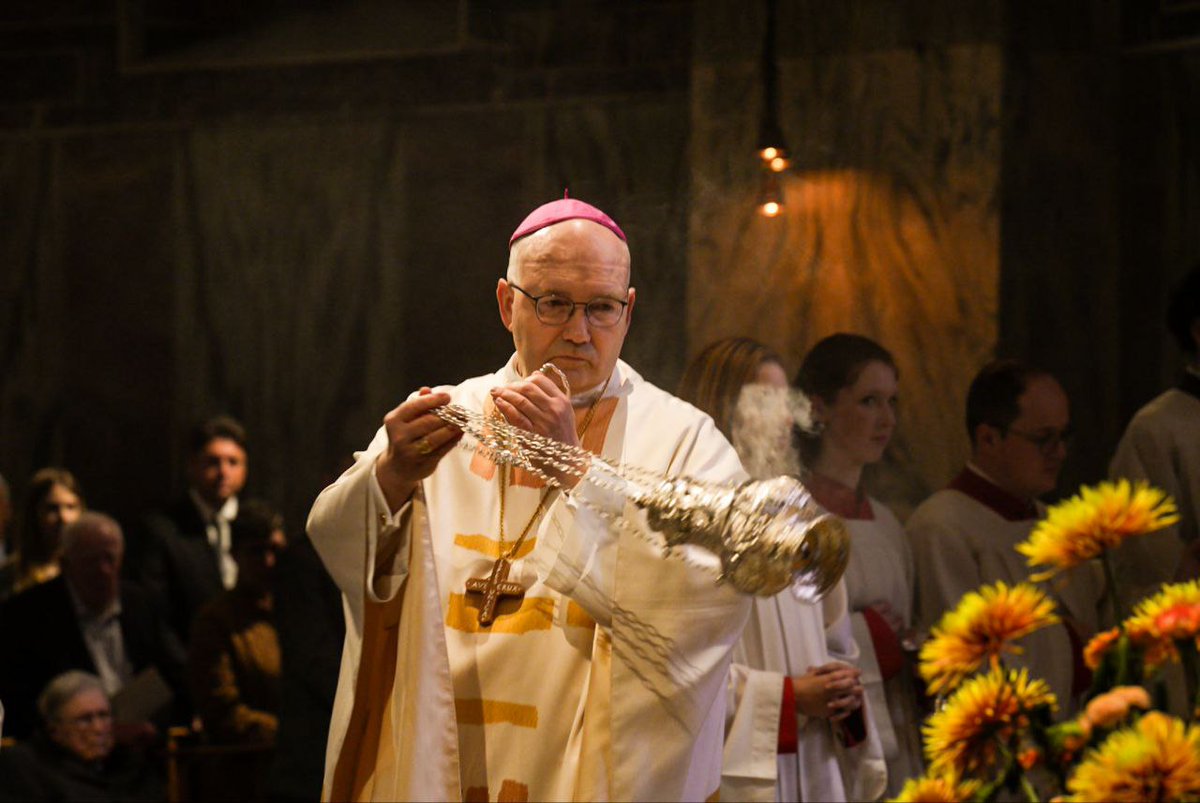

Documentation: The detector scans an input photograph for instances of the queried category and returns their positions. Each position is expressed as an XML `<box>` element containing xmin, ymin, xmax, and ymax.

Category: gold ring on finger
<box><xmin>415</xmin><ymin>437</ymin><xmax>433</xmax><ymax>456</ymax></box>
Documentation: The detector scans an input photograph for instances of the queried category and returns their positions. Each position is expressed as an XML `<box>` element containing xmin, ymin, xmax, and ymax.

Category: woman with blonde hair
<box><xmin>679</xmin><ymin>337</ymin><xmax>885</xmax><ymax>802</ymax></box>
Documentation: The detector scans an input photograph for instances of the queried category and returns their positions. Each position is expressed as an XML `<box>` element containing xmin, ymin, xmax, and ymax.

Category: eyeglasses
<box><xmin>1005</xmin><ymin>425</ymin><xmax>1073</xmax><ymax>455</ymax></box>
<box><xmin>508</xmin><ymin>281</ymin><xmax>629</xmax><ymax>328</ymax></box>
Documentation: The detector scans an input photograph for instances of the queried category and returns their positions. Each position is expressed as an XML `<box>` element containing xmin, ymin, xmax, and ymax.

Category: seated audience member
<box><xmin>678</xmin><ymin>337</ymin><xmax>885</xmax><ymax>803</ymax></box>
<box><xmin>0</xmin><ymin>512</ymin><xmax>186</xmax><ymax>739</ymax></box>
<box><xmin>794</xmin><ymin>333</ymin><xmax>923</xmax><ymax>795</ymax></box>
<box><xmin>189</xmin><ymin>500</ymin><xmax>286</xmax><ymax>745</ymax></box>
<box><xmin>266</xmin><ymin>531</ymin><xmax>345</xmax><ymax>802</ymax></box>
<box><xmin>0</xmin><ymin>472</ymin><xmax>11</xmax><ymax>597</ymax></box>
<box><xmin>0</xmin><ymin>468</ymin><xmax>85</xmax><ymax>601</ymax></box>
<box><xmin>1110</xmin><ymin>264</ymin><xmax>1200</xmax><ymax>597</ymax></box>
<box><xmin>0</xmin><ymin>671</ymin><xmax>162</xmax><ymax>802</ymax></box>
<box><xmin>906</xmin><ymin>359</ymin><xmax>1104</xmax><ymax>710</ymax></box>
<box><xmin>0</xmin><ymin>472</ymin><xmax>10</xmax><ymax>561</ymax></box>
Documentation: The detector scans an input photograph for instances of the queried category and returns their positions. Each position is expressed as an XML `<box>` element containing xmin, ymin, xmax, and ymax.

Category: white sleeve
<box><xmin>306</xmin><ymin>428</ymin><xmax>415</xmax><ymax>623</ymax></box>
<box><xmin>722</xmin><ymin>660</ymin><xmax>785</xmax><ymax>800</ymax></box>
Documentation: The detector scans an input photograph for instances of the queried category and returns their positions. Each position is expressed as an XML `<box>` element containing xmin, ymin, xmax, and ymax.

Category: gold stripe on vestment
<box><xmin>453</xmin><ymin>533</ymin><xmax>536</xmax><ymax>560</ymax></box>
<box><xmin>498</xmin><ymin>779</ymin><xmax>530</xmax><ymax>802</ymax></box>
<box><xmin>464</xmin><ymin>781</ymin><xmax>530</xmax><ymax>803</ymax></box>
<box><xmin>565</xmin><ymin>600</ymin><xmax>596</xmax><ymax>630</ymax></box>
<box><xmin>445</xmin><ymin>593</ymin><xmax>554</xmax><ymax>634</ymax></box>
<box><xmin>454</xmin><ymin>698</ymin><xmax>538</xmax><ymax>728</ymax></box>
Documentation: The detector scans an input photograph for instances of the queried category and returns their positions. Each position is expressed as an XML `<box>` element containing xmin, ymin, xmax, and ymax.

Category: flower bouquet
<box><xmin>895</xmin><ymin>480</ymin><xmax>1200</xmax><ymax>802</ymax></box>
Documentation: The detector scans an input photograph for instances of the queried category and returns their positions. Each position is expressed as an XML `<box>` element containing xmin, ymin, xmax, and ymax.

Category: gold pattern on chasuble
<box><xmin>328</xmin><ymin>591</ymin><xmax>404</xmax><ymax>802</ymax></box>
<box><xmin>464</xmin><ymin>780</ymin><xmax>530</xmax><ymax>803</ymax></box>
<box><xmin>445</xmin><ymin>593</ymin><xmax>554</xmax><ymax>634</ymax></box>
<box><xmin>469</xmin><ymin>397</ymin><xmax>618</xmax><ymax>487</ymax></box>
<box><xmin>454</xmin><ymin>698</ymin><xmax>539</xmax><ymax>728</ymax></box>
<box><xmin>564</xmin><ymin>600</ymin><xmax>596</xmax><ymax>630</ymax></box>
<box><xmin>453</xmin><ymin>533</ymin><xmax>536</xmax><ymax>561</ymax></box>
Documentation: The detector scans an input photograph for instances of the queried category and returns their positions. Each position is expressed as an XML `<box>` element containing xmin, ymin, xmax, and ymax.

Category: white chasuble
<box><xmin>308</xmin><ymin>357</ymin><xmax>751</xmax><ymax>802</ymax></box>
<box><xmin>1110</xmin><ymin>386</ymin><xmax>1200</xmax><ymax>602</ymax></box>
<box><xmin>907</xmin><ymin>480</ymin><xmax>1106</xmax><ymax>713</ymax></box>
<box><xmin>722</xmin><ymin>579</ymin><xmax>887</xmax><ymax>802</ymax></box>
<box><xmin>841</xmin><ymin>501</ymin><xmax>925</xmax><ymax>797</ymax></box>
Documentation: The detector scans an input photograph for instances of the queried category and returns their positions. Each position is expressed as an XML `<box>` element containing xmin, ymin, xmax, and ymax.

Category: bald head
<box><xmin>61</xmin><ymin>512</ymin><xmax>123</xmax><ymax>613</ymax></box>
<box><xmin>507</xmin><ymin>219</ymin><xmax>631</xmax><ymax>288</ymax></box>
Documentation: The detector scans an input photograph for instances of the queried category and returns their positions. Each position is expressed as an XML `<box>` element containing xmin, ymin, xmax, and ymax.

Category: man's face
<box><xmin>497</xmin><ymin>220</ymin><xmax>635</xmax><ymax>397</ymax></box>
<box><xmin>984</xmin><ymin>375</ymin><xmax>1071</xmax><ymax>499</ymax></box>
<box><xmin>61</xmin><ymin>524</ymin><xmax>123</xmax><ymax>613</ymax></box>
<box><xmin>49</xmin><ymin>687</ymin><xmax>114</xmax><ymax>763</ymax></box>
<box><xmin>188</xmin><ymin>437</ymin><xmax>247</xmax><ymax>508</ymax></box>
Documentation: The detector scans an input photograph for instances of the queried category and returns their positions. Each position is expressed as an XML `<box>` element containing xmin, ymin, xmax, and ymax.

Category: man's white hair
<box><xmin>60</xmin><ymin>511</ymin><xmax>124</xmax><ymax>556</ymax></box>
<box><xmin>37</xmin><ymin>670</ymin><xmax>108</xmax><ymax>724</ymax></box>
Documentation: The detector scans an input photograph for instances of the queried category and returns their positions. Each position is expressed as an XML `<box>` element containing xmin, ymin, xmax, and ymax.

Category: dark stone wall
<box><xmin>1</xmin><ymin>0</ymin><xmax>1197</xmax><ymax>533</ymax></box>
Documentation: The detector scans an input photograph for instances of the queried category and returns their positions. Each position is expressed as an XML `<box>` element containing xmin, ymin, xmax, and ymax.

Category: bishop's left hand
<box><xmin>490</xmin><ymin>370</ymin><xmax>583</xmax><ymax>489</ymax></box>
<box><xmin>490</xmin><ymin>370</ymin><xmax>580</xmax><ymax>449</ymax></box>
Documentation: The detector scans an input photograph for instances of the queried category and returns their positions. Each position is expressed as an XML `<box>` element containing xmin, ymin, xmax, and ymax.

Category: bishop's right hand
<box><xmin>375</xmin><ymin>387</ymin><xmax>464</xmax><ymax>512</ymax></box>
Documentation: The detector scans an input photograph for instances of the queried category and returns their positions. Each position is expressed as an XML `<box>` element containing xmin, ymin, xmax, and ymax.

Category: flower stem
<box><xmin>1101</xmin><ymin>552</ymin><xmax>1125</xmax><ymax>624</ymax></box>
<box><xmin>1179</xmin><ymin>638</ymin><xmax>1200</xmax><ymax>724</ymax></box>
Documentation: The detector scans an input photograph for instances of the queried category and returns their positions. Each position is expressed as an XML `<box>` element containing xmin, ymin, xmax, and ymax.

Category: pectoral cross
<box><xmin>465</xmin><ymin>558</ymin><xmax>526</xmax><ymax>626</ymax></box>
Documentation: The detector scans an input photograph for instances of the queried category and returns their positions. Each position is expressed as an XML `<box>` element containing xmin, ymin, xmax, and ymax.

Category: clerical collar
<box><xmin>500</xmin><ymin>354</ymin><xmax>631</xmax><ymax>406</ymax></box>
<box><xmin>189</xmin><ymin>487</ymin><xmax>238</xmax><ymax>525</ymax></box>
<box><xmin>1179</xmin><ymin>367</ymin><xmax>1200</xmax><ymax>402</ymax></box>
<box><xmin>948</xmin><ymin>464</ymin><xmax>1039</xmax><ymax>522</ymax></box>
<box><xmin>804</xmin><ymin>471</ymin><xmax>874</xmax><ymax>521</ymax></box>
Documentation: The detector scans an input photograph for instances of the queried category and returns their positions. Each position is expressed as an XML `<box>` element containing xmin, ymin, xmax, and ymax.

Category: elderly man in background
<box><xmin>906</xmin><ymin>360</ymin><xmax>1105</xmax><ymax>710</ymax></box>
<box><xmin>309</xmin><ymin>197</ymin><xmax>753</xmax><ymax>801</ymax></box>
<box><xmin>0</xmin><ymin>512</ymin><xmax>186</xmax><ymax>739</ymax></box>
<box><xmin>0</xmin><ymin>671</ymin><xmax>161</xmax><ymax>802</ymax></box>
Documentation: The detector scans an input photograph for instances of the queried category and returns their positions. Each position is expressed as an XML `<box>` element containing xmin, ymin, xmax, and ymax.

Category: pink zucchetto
<box><xmin>508</xmin><ymin>192</ymin><xmax>626</xmax><ymax>247</ymax></box>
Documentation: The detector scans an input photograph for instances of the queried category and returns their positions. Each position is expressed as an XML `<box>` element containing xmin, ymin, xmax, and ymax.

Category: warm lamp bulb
<box><xmin>769</xmin><ymin>156</ymin><xmax>788</xmax><ymax>172</ymax></box>
<box><xmin>759</xmin><ymin>200</ymin><xmax>782</xmax><ymax>217</ymax></box>
<box><xmin>760</xmin><ymin>146</ymin><xmax>780</xmax><ymax>161</ymax></box>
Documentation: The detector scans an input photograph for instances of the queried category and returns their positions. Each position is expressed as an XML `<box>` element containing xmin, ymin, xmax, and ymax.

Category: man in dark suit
<box><xmin>127</xmin><ymin>416</ymin><xmax>249</xmax><ymax>643</ymax></box>
<box><xmin>0</xmin><ymin>512</ymin><xmax>187</xmax><ymax>739</ymax></box>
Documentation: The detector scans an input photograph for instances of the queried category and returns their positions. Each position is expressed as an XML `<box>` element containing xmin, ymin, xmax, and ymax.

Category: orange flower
<box><xmin>1123</xmin><ymin>581</ymin><xmax>1200</xmax><ymax>672</ymax></box>
<box><xmin>1083</xmin><ymin>627</ymin><xmax>1121</xmax><ymax>670</ymax></box>
<box><xmin>919</xmin><ymin>582</ymin><xmax>1059</xmax><ymax>695</ymax></box>
<box><xmin>1065</xmin><ymin>712</ymin><xmax>1200</xmax><ymax>802</ymax></box>
<box><xmin>924</xmin><ymin>667</ymin><xmax>1057</xmax><ymax>777</ymax></box>
<box><xmin>1017</xmin><ymin>480</ymin><xmax>1178</xmax><ymax>578</ymax></box>
<box><xmin>1081</xmin><ymin>686</ymin><xmax>1151</xmax><ymax>731</ymax></box>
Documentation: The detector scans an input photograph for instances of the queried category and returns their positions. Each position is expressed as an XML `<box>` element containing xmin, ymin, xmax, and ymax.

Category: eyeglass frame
<box><xmin>58</xmin><ymin>708</ymin><xmax>113</xmax><ymax>729</ymax></box>
<box><xmin>507</xmin><ymin>281</ymin><xmax>630</xmax><ymax>328</ymax></box>
<box><xmin>1003</xmin><ymin>424</ymin><xmax>1074</xmax><ymax>455</ymax></box>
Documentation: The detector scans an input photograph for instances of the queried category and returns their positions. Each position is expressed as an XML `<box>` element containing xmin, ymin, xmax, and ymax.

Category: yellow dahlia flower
<box><xmin>919</xmin><ymin>582</ymin><xmax>1059</xmax><ymax>695</ymax></box>
<box><xmin>924</xmin><ymin>666</ymin><xmax>1057</xmax><ymax>777</ymax></box>
<box><xmin>1017</xmin><ymin>480</ymin><xmax>1178</xmax><ymax>578</ymax></box>
<box><xmin>1065</xmin><ymin>712</ymin><xmax>1200</xmax><ymax>802</ymax></box>
<box><xmin>892</xmin><ymin>771</ymin><xmax>982</xmax><ymax>802</ymax></box>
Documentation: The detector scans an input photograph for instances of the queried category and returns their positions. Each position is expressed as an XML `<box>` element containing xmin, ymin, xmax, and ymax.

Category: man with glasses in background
<box><xmin>906</xmin><ymin>359</ymin><xmax>1105</xmax><ymax>711</ymax></box>
<box><xmin>307</xmin><ymin>197</ymin><xmax>751</xmax><ymax>801</ymax></box>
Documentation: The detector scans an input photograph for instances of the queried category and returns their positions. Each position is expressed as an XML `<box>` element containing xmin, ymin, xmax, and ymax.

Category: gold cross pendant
<box><xmin>464</xmin><ymin>557</ymin><xmax>526</xmax><ymax>626</ymax></box>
